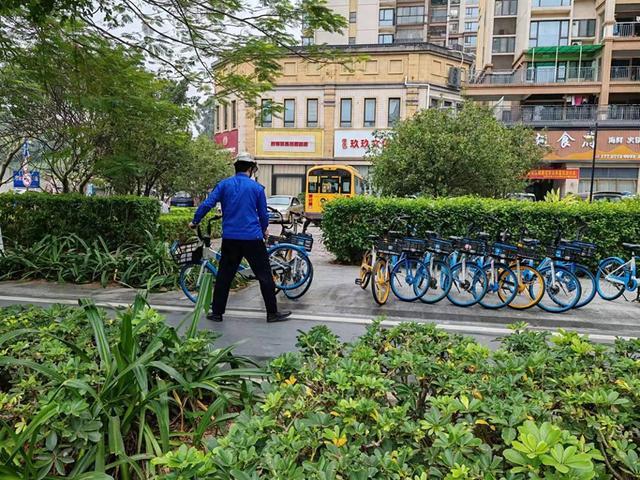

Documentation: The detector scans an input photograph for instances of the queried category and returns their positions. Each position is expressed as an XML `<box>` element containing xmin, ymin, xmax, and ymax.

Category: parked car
<box><xmin>577</xmin><ymin>191</ymin><xmax>623</xmax><ymax>202</ymax></box>
<box><xmin>506</xmin><ymin>193</ymin><xmax>536</xmax><ymax>202</ymax></box>
<box><xmin>170</xmin><ymin>192</ymin><xmax>194</xmax><ymax>207</ymax></box>
<box><xmin>267</xmin><ymin>195</ymin><xmax>303</xmax><ymax>222</ymax></box>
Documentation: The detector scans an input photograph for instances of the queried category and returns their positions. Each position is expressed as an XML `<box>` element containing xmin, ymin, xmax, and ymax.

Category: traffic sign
<box><xmin>13</xmin><ymin>170</ymin><xmax>40</xmax><ymax>189</ymax></box>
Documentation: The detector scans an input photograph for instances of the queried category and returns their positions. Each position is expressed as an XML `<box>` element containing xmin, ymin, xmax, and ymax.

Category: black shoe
<box><xmin>267</xmin><ymin>311</ymin><xmax>292</xmax><ymax>323</ymax></box>
<box><xmin>207</xmin><ymin>313</ymin><xmax>223</xmax><ymax>322</ymax></box>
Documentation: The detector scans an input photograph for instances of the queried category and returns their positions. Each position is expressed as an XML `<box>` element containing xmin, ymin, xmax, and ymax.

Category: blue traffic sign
<box><xmin>13</xmin><ymin>170</ymin><xmax>40</xmax><ymax>189</ymax></box>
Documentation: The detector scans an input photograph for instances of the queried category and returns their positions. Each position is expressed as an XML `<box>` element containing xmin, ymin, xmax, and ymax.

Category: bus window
<box><xmin>355</xmin><ymin>177</ymin><xmax>364</xmax><ymax>195</ymax></box>
<box><xmin>341</xmin><ymin>178</ymin><xmax>351</xmax><ymax>193</ymax></box>
<box><xmin>308</xmin><ymin>175</ymin><xmax>319</xmax><ymax>193</ymax></box>
<box><xmin>321</xmin><ymin>178</ymin><xmax>340</xmax><ymax>193</ymax></box>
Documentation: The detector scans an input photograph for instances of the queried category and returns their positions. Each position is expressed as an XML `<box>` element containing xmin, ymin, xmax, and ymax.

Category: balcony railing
<box><xmin>472</xmin><ymin>66</ymin><xmax>599</xmax><ymax>84</ymax></box>
<box><xmin>430</xmin><ymin>13</ymin><xmax>448</xmax><ymax>22</ymax></box>
<box><xmin>396</xmin><ymin>15</ymin><xmax>425</xmax><ymax>25</ymax></box>
<box><xmin>613</xmin><ymin>22</ymin><xmax>640</xmax><ymax>37</ymax></box>
<box><xmin>494</xmin><ymin>104</ymin><xmax>640</xmax><ymax>124</ymax></box>
<box><xmin>611</xmin><ymin>66</ymin><xmax>640</xmax><ymax>81</ymax></box>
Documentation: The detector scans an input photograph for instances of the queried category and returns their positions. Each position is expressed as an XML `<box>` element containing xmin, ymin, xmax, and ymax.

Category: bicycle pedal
<box><xmin>355</xmin><ymin>278</ymin><xmax>363</xmax><ymax>285</ymax></box>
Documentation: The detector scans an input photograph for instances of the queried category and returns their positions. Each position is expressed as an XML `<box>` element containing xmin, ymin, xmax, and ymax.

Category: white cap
<box><xmin>235</xmin><ymin>151</ymin><xmax>254</xmax><ymax>162</ymax></box>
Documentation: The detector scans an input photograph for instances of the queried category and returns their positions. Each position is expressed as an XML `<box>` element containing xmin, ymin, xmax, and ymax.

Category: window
<box><xmin>395</xmin><ymin>29</ymin><xmax>422</xmax><ymax>42</ymax></box>
<box><xmin>378</xmin><ymin>34</ymin><xmax>394</xmax><ymax>44</ymax></box>
<box><xmin>306</xmin><ymin>99</ymin><xmax>318</xmax><ymax>127</ymax></box>
<box><xmin>388</xmin><ymin>98</ymin><xmax>401</xmax><ymax>126</ymax></box>
<box><xmin>465</xmin><ymin>6</ymin><xmax>478</xmax><ymax>17</ymax></box>
<box><xmin>349</xmin><ymin>11</ymin><xmax>357</xmax><ymax>22</ymax></box>
<box><xmin>464</xmin><ymin>21</ymin><xmax>478</xmax><ymax>31</ymax></box>
<box><xmin>348</xmin><ymin>37</ymin><xmax>356</xmax><ymax>45</ymax></box>
<box><xmin>572</xmin><ymin>19</ymin><xmax>596</xmax><ymax>37</ymax></box>
<box><xmin>231</xmin><ymin>100</ymin><xmax>237</xmax><ymax>129</ymax></box>
<box><xmin>215</xmin><ymin>105</ymin><xmax>220</xmax><ymax>132</ymax></box>
<box><xmin>261</xmin><ymin>99</ymin><xmax>272</xmax><ymax>127</ymax></box>
<box><xmin>464</xmin><ymin>35</ymin><xmax>477</xmax><ymax>45</ymax></box>
<box><xmin>495</xmin><ymin>0</ymin><xmax>517</xmax><ymax>15</ymax></box>
<box><xmin>396</xmin><ymin>6</ymin><xmax>424</xmax><ymax>25</ymax></box>
<box><xmin>340</xmin><ymin>98</ymin><xmax>352</xmax><ymax>127</ymax></box>
<box><xmin>492</xmin><ymin>36</ymin><xmax>515</xmax><ymax>53</ymax></box>
<box><xmin>430</xmin><ymin>98</ymin><xmax>440</xmax><ymax>108</ymax></box>
<box><xmin>529</xmin><ymin>20</ymin><xmax>569</xmax><ymax>47</ymax></box>
<box><xmin>533</xmin><ymin>0</ymin><xmax>571</xmax><ymax>6</ymax></box>
<box><xmin>379</xmin><ymin>8</ymin><xmax>394</xmax><ymax>26</ymax></box>
<box><xmin>364</xmin><ymin>98</ymin><xmax>376</xmax><ymax>127</ymax></box>
<box><xmin>223</xmin><ymin>104</ymin><xmax>228</xmax><ymax>130</ymax></box>
<box><xmin>284</xmin><ymin>99</ymin><xmax>295</xmax><ymax>127</ymax></box>
<box><xmin>301</xmin><ymin>36</ymin><xmax>314</xmax><ymax>46</ymax></box>
<box><xmin>431</xmin><ymin>8</ymin><xmax>448</xmax><ymax>21</ymax></box>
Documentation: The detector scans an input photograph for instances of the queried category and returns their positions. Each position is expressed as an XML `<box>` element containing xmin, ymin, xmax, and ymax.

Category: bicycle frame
<box><xmin>604</xmin><ymin>256</ymin><xmax>638</xmax><ymax>291</ymax></box>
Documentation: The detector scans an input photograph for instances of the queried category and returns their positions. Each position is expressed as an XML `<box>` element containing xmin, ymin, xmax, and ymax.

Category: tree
<box><xmin>168</xmin><ymin>136</ymin><xmax>234</xmax><ymax>199</ymax></box>
<box><xmin>1</xmin><ymin>0</ymin><xmax>347</xmax><ymax>101</ymax></box>
<box><xmin>369</xmin><ymin>103</ymin><xmax>544</xmax><ymax>198</ymax></box>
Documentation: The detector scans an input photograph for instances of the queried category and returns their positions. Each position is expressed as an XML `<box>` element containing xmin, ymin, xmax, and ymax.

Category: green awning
<box><xmin>526</xmin><ymin>45</ymin><xmax>603</xmax><ymax>61</ymax></box>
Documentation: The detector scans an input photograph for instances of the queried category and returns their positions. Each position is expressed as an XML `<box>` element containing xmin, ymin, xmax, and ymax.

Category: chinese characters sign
<box><xmin>541</xmin><ymin>129</ymin><xmax>640</xmax><ymax>162</ymax></box>
<box><xmin>256</xmin><ymin>129</ymin><xmax>323</xmax><ymax>158</ymax></box>
<box><xmin>214</xmin><ymin>129</ymin><xmax>238</xmax><ymax>154</ymax></box>
<box><xmin>334</xmin><ymin>129</ymin><xmax>391</xmax><ymax>159</ymax></box>
<box><xmin>527</xmin><ymin>168</ymin><xmax>579</xmax><ymax>180</ymax></box>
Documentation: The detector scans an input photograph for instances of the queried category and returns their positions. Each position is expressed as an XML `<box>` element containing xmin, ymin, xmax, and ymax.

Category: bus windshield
<box><xmin>308</xmin><ymin>169</ymin><xmax>352</xmax><ymax>194</ymax></box>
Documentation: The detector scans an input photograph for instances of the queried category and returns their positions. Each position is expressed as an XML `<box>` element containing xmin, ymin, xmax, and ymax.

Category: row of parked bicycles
<box><xmin>356</xmin><ymin>215</ymin><xmax>640</xmax><ymax>313</ymax></box>
<box><xmin>171</xmin><ymin>208</ymin><xmax>314</xmax><ymax>303</ymax></box>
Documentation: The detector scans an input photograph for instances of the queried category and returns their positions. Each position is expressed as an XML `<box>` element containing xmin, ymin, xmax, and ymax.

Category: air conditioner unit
<box><xmin>571</xmin><ymin>40</ymin><xmax>583</xmax><ymax>45</ymax></box>
<box><xmin>448</xmin><ymin>67</ymin><xmax>462</xmax><ymax>88</ymax></box>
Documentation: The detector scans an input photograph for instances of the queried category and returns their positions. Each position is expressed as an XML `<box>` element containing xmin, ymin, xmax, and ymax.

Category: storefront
<box><xmin>537</xmin><ymin>129</ymin><xmax>640</xmax><ymax>195</ymax></box>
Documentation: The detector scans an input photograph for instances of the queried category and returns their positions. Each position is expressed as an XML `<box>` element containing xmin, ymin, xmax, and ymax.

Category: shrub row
<box><xmin>321</xmin><ymin>196</ymin><xmax>640</xmax><ymax>263</ymax></box>
<box><xmin>0</xmin><ymin>192</ymin><xmax>160</xmax><ymax>249</ymax></box>
<box><xmin>157</xmin><ymin>207</ymin><xmax>221</xmax><ymax>244</ymax></box>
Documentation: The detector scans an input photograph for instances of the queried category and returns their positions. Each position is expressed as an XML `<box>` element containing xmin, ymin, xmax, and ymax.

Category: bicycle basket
<box><xmin>286</xmin><ymin>233</ymin><xmax>314</xmax><ymax>252</ymax></box>
<box><xmin>170</xmin><ymin>241</ymin><xmax>203</xmax><ymax>266</ymax></box>
<box><xmin>427</xmin><ymin>237</ymin><xmax>454</xmax><ymax>255</ymax></box>
<box><xmin>547</xmin><ymin>245</ymin><xmax>582</xmax><ymax>262</ymax></box>
<box><xmin>517</xmin><ymin>244</ymin><xmax>541</xmax><ymax>261</ymax></box>
<box><xmin>452</xmin><ymin>237</ymin><xmax>487</xmax><ymax>255</ymax></box>
<box><xmin>568</xmin><ymin>240</ymin><xmax>597</xmax><ymax>258</ymax></box>
<box><xmin>376</xmin><ymin>238</ymin><xmax>402</xmax><ymax>255</ymax></box>
<box><xmin>266</xmin><ymin>235</ymin><xmax>286</xmax><ymax>247</ymax></box>
<box><xmin>401</xmin><ymin>237</ymin><xmax>427</xmax><ymax>256</ymax></box>
<box><xmin>491</xmin><ymin>242</ymin><xmax>518</xmax><ymax>261</ymax></box>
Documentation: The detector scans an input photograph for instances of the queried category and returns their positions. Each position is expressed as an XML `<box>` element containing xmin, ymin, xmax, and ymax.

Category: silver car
<box><xmin>267</xmin><ymin>195</ymin><xmax>304</xmax><ymax>222</ymax></box>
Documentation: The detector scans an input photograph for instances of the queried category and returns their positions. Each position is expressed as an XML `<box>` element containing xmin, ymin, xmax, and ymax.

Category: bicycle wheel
<box><xmin>503</xmin><ymin>264</ymin><xmax>545</xmax><ymax>310</ymax></box>
<box><xmin>179</xmin><ymin>263</ymin><xmax>204</xmax><ymax>303</ymax></box>
<box><xmin>447</xmin><ymin>261</ymin><xmax>487</xmax><ymax>307</ymax></box>
<box><xmin>371</xmin><ymin>258</ymin><xmax>391</xmax><ymax>306</ymax></box>
<box><xmin>283</xmin><ymin>263</ymin><xmax>314</xmax><ymax>299</ymax></box>
<box><xmin>358</xmin><ymin>251</ymin><xmax>373</xmax><ymax>290</ymax></box>
<box><xmin>596</xmin><ymin>258</ymin><xmax>626</xmax><ymax>301</ymax></box>
<box><xmin>390</xmin><ymin>258</ymin><xmax>430</xmax><ymax>302</ymax></box>
<box><xmin>574</xmin><ymin>264</ymin><xmax>597</xmax><ymax>308</ymax></box>
<box><xmin>269</xmin><ymin>245</ymin><xmax>312</xmax><ymax>290</ymax></box>
<box><xmin>418</xmin><ymin>259</ymin><xmax>452</xmax><ymax>304</ymax></box>
<box><xmin>480</xmin><ymin>262</ymin><xmax>517</xmax><ymax>309</ymax></box>
<box><xmin>536</xmin><ymin>265</ymin><xmax>581</xmax><ymax>313</ymax></box>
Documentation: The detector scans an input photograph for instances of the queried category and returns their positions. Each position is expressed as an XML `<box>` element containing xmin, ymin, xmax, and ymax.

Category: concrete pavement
<box><xmin>1</xmin><ymin>227</ymin><xmax>639</xmax><ymax>359</ymax></box>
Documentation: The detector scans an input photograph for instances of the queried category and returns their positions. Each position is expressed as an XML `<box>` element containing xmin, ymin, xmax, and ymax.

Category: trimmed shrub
<box><xmin>321</xmin><ymin>196</ymin><xmax>640</xmax><ymax>263</ymax></box>
<box><xmin>0</xmin><ymin>192</ymin><xmax>159</xmax><ymax>249</ymax></box>
<box><xmin>158</xmin><ymin>207</ymin><xmax>221</xmax><ymax>244</ymax></box>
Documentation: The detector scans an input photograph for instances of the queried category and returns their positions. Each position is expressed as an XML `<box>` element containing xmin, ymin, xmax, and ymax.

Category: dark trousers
<box><xmin>212</xmin><ymin>239</ymin><xmax>278</xmax><ymax>315</ymax></box>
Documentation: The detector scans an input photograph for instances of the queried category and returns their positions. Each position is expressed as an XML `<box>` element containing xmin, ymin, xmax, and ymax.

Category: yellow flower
<box><xmin>284</xmin><ymin>375</ymin><xmax>297</xmax><ymax>386</ymax></box>
<box><xmin>333</xmin><ymin>435</ymin><xmax>347</xmax><ymax>448</ymax></box>
<box><xmin>615</xmin><ymin>379</ymin><xmax>631</xmax><ymax>391</ymax></box>
<box><xmin>284</xmin><ymin>410</ymin><xmax>292</xmax><ymax>418</ymax></box>
<box><xmin>472</xmin><ymin>389</ymin><xmax>483</xmax><ymax>400</ymax></box>
<box><xmin>306</xmin><ymin>386</ymin><xmax>313</xmax><ymax>396</ymax></box>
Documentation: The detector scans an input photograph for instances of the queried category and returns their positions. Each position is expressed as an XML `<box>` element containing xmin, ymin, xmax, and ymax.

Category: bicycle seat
<box><xmin>476</xmin><ymin>232</ymin><xmax>490</xmax><ymax>240</ymax></box>
<box><xmin>424</xmin><ymin>230</ymin><xmax>438</xmax><ymax>238</ymax></box>
<box><xmin>448</xmin><ymin>235</ymin><xmax>463</xmax><ymax>241</ymax></box>
<box><xmin>368</xmin><ymin>234</ymin><xmax>379</xmax><ymax>240</ymax></box>
<box><xmin>522</xmin><ymin>238</ymin><xmax>540</xmax><ymax>246</ymax></box>
<box><xmin>388</xmin><ymin>230</ymin><xmax>403</xmax><ymax>236</ymax></box>
<box><xmin>622</xmin><ymin>243</ymin><xmax>640</xmax><ymax>250</ymax></box>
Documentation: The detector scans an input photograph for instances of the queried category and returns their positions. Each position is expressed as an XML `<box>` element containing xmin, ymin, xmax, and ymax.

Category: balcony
<box><xmin>430</xmin><ymin>12</ymin><xmax>448</xmax><ymax>22</ymax></box>
<box><xmin>494</xmin><ymin>104</ymin><xmax>640</xmax><ymax>125</ymax></box>
<box><xmin>611</xmin><ymin>66</ymin><xmax>640</xmax><ymax>81</ymax></box>
<box><xmin>613</xmin><ymin>22</ymin><xmax>640</xmax><ymax>38</ymax></box>
<box><xmin>472</xmin><ymin>66</ymin><xmax>599</xmax><ymax>84</ymax></box>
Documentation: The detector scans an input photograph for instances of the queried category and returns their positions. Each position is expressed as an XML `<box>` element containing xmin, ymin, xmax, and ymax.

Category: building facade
<box><xmin>309</xmin><ymin>0</ymin><xmax>480</xmax><ymax>54</ymax></box>
<box><xmin>213</xmin><ymin>44</ymin><xmax>472</xmax><ymax>196</ymax></box>
<box><xmin>467</xmin><ymin>0</ymin><xmax>640</xmax><ymax>195</ymax></box>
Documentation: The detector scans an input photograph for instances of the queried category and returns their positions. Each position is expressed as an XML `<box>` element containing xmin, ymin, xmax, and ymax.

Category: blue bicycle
<box><xmin>596</xmin><ymin>242</ymin><xmax>640</xmax><ymax>301</ymax></box>
<box><xmin>446</xmin><ymin>236</ymin><xmax>488</xmax><ymax>307</ymax></box>
<box><xmin>171</xmin><ymin>215</ymin><xmax>313</xmax><ymax>303</ymax></box>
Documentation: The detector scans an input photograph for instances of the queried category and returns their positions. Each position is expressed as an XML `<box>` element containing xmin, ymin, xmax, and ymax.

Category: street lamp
<box><xmin>585</xmin><ymin>122</ymin><xmax>599</xmax><ymax>202</ymax></box>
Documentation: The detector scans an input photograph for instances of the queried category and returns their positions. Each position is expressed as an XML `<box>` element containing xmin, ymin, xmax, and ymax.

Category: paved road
<box><xmin>1</xmin><ymin>227</ymin><xmax>639</xmax><ymax>359</ymax></box>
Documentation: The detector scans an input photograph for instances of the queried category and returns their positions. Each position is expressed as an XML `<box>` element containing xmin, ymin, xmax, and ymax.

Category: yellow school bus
<box><xmin>304</xmin><ymin>165</ymin><xmax>365</xmax><ymax>220</ymax></box>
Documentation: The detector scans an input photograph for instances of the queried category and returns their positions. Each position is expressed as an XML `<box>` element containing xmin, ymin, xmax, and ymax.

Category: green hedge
<box><xmin>0</xmin><ymin>193</ymin><xmax>160</xmax><ymax>249</ymax></box>
<box><xmin>158</xmin><ymin>207</ymin><xmax>221</xmax><ymax>244</ymax></box>
<box><xmin>321</xmin><ymin>196</ymin><xmax>640</xmax><ymax>263</ymax></box>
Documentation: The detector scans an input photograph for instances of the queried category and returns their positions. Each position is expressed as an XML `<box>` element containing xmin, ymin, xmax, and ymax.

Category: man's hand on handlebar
<box><xmin>188</xmin><ymin>222</ymin><xmax>198</xmax><ymax>230</ymax></box>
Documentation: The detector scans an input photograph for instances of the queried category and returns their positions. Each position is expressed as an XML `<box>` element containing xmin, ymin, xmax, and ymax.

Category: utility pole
<box><xmin>588</xmin><ymin>122</ymin><xmax>599</xmax><ymax>203</ymax></box>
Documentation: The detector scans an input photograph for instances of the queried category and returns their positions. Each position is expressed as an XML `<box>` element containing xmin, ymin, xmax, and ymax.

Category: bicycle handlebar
<box><xmin>196</xmin><ymin>215</ymin><xmax>222</xmax><ymax>244</ymax></box>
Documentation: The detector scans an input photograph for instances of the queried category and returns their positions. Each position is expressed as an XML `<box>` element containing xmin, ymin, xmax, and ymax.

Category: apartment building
<box><xmin>467</xmin><ymin>0</ymin><xmax>640</xmax><ymax>196</ymax></box>
<box><xmin>213</xmin><ymin>44</ymin><xmax>472</xmax><ymax>196</ymax></box>
<box><xmin>308</xmin><ymin>0</ymin><xmax>480</xmax><ymax>53</ymax></box>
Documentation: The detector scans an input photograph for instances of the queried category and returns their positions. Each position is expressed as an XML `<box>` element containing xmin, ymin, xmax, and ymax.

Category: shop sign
<box><xmin>256</xmin><ymin>129</ymin><xmax>323</xmax><ymax>158</ymax></box>
<box><xmin>334</xmin><ymin>129</ymin><xmax>391</xmax><ymax>159</ymax></box>
<box><xmin>539</xmin><ymin>129</ymin><xmax>640</xmax><ymax>162</ymax></box>
<box><xmin>214</xmin><ymin>129</ymin><xmax>238</xmax><ymax>154</ymax></box>
<box><xmin>527</xmin><ymin>168</ymin><xmax>579</xmax><ymax>180</ymax></box>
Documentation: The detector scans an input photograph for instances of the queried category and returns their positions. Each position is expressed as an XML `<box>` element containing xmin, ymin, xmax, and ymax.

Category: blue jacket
<box><xmin>192</xmin><ymin>173</ymin><xmax>269</xmax><ymax>240</ymax></box>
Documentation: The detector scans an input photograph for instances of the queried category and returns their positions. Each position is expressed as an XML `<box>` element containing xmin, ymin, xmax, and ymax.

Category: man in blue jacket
<box><xmin>189</xmin><ymin>153</ymin><xmax>291</xmax><ymax>323</ymax></box>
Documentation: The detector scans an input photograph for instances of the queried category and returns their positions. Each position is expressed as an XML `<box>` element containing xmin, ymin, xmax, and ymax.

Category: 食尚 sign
<box><xmin>539</xmin><ymin>130</ymin><xmax>640</xmax><ymax>162</ymax></box>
